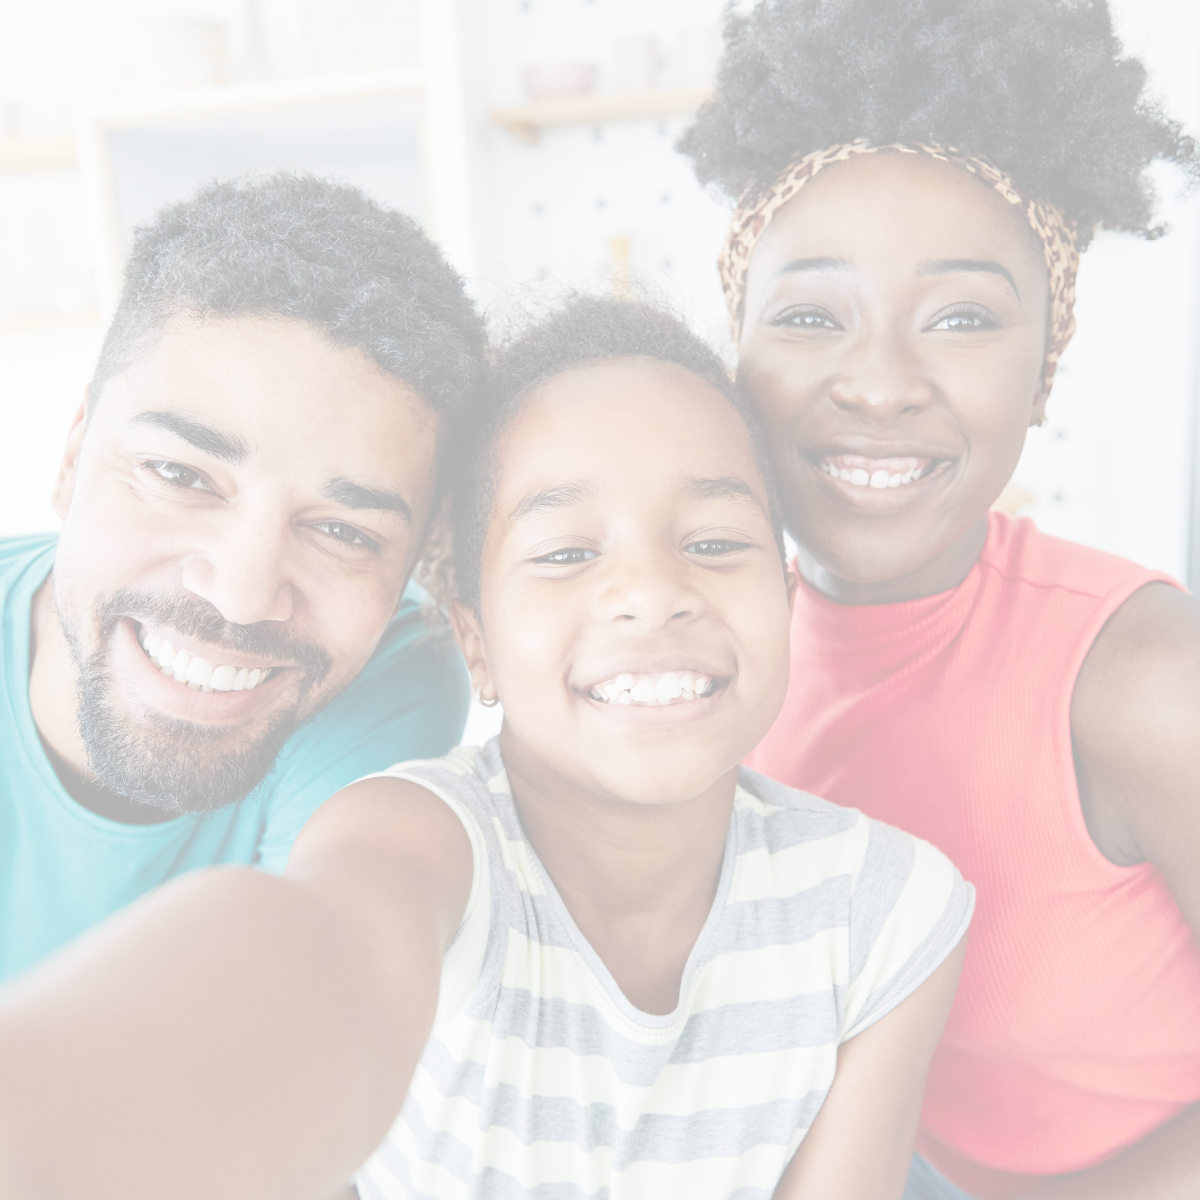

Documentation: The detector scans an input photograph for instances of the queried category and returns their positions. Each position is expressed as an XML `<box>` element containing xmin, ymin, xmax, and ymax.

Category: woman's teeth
<box><xmin>821</xmin><ymin>457</ymin><xmax>930</xmax><ymax>488</ymax></box>
<box><xmin>137</xmin><ymin>626</ymin><xmax>273</xmax><ymax>693</ymax></box>
<box><xmin>588</xmin><ymin>671</ymin><xmax>714</xmax><ymax>706</ymax></box>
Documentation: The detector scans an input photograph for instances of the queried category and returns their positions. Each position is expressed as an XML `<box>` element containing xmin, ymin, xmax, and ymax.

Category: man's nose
<box><xmin>178</xmin><ymin>517</ymin><xmax>296</xmax><ymax>627</ymax></box>
<box><xmin>829</xmin><ymin>325</ymin><xmax>935</xmax><ymax>419</ymax></box>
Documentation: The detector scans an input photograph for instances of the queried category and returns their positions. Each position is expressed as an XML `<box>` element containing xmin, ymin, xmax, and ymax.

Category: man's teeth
<box><xmin>588</xmin><ymin>671</ymin><xmax>714</xmax><ymax>706</ymax></box>
<box><xmin>821</xmin><ymin>461</ymin><xmax>929</xmax><ymax>488</ymax></box>
<box><xmin>138</xmin><ymin>627</ymin><xmax>272</xmax><ymax>692</ymax></box>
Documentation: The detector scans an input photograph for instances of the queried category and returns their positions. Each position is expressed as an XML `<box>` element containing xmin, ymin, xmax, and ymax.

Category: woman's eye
<box><xmin>144</xmin><ymin>460</ymin><xmax>211</xmax><ymax>491</ymax></box>
<box><xmin>928</xmin><ymin>307</ymin><xmax>999</xmax><ymax>333</ymax></box>
<box><xmin>686</xmin><ymin>539</ymin><xmax>751</xmax><ymax>557</ymax></box>
<box><xmin>775</xmin><ymin>307</ymin><xmax>840</xmax><ymax>331</ymax></box>
<box><xmin>533</xmin><ymin>547</ymin><xmax>596</xmax><ymax>565</ymax></box>
<box><xmin>314</xmin><ymin>522</ymin><xmax>379</xmax><ymax>553</ymax></box>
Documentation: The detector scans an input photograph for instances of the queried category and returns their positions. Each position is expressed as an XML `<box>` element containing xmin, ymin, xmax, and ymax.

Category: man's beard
<box><xmin>61</xmin><ymin>587</ymin><xmax>332</xmax><ymax>816</ymax></box>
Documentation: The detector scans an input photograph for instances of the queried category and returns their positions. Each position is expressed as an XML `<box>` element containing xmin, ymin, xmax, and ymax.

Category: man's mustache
<box><xmin>97</xmin><ymin>588</ymin><xmax>332</xmax><ymax>684</ymax></box>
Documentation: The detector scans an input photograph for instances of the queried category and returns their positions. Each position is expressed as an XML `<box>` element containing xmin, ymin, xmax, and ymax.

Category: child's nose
<box><xmin>598</xmin><ymin>547</ymin><xmax>702</xmax><ymax>629</ymax></box>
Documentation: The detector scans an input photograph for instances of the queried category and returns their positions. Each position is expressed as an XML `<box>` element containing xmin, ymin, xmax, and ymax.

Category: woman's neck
<box><xmin>499</xmin><ymin>730</ymin><xmax>737</xmax><ymax>1015</ymax></box>
<box><xmin>797</xmin><ymin>514</ymin><xmax>990</xmax><ymax>606</ymax></box>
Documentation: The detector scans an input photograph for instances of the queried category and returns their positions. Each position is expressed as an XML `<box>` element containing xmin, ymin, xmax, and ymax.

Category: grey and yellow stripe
<box><xmin>355</xmin><ymin>742</ymin><xmax>972</xmax><ymax>1200</ymax></box>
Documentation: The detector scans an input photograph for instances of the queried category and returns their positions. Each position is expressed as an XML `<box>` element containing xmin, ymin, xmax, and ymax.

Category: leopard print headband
<box><xmin>719</xmin><ymin>140</ymin><xmax>1080</xmax><ymax>401</ymax></box>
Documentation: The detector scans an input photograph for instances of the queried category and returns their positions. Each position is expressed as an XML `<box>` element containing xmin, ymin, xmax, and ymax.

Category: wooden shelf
<box><xmin>0</xmin><ymin>137</ymin><xmax>78</xmax><ymax>173</ymax></box>
<box><xmin>491</xmin><ymin>89</ymin><xmax>710</xmax><ymax>143</ymax></box>
<box><xmin>0</xmin><ymin>310</ymin><xmax>100</xmax><ymax>333</ymax></box>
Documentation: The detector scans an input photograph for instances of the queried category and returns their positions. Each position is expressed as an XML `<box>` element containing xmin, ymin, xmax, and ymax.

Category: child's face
<box><xmin>461</xmin><ymin>358</ymin><xmax>795</xmax><ymax>807</ymax></box>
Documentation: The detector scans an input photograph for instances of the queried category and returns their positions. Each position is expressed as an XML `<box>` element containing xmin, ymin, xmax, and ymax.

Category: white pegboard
<box><xmin>464</xmin><ymin>0</ymin><xmax>734</xmax><ymax>353</ymax></box>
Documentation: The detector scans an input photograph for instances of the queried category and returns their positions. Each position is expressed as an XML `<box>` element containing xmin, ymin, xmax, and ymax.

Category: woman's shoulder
<box><xmin>982</xmin><ymin>512</ymin><xmax>1177</xmax><ymax>600</ymax></box>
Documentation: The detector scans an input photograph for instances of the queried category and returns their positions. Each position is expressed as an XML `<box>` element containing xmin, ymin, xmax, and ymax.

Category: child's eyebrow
<box><xmin>508</xmin><ymin>479</ymin><xmax>602</xmax><ymax>525</ymax></box>
<box><xmin>682</xmin><ymin>475</ymin><xmax>763</xmax><ymax>511</ymax></box>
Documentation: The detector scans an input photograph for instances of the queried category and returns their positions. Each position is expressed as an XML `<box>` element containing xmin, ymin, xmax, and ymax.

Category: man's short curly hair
<box><xmin>679</xmin><ymin>0</ymin><xmax>1198</xmax><ymax>246</ymax></box>
<box><xmin>90</xmin><ymin>173</ymin><xmax>486</xmax><ymax>460</ymax></box>
<box><xmin>451</xmin><ymin>294</ymin><xmax>785</xmax><ymax>611</ymax></box>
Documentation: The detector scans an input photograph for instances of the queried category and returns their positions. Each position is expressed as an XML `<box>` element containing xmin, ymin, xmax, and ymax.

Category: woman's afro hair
<box><xmin>678</xmin><ymin>0</ymin><xmax>1198</xmax><ymax>245</ymax></box>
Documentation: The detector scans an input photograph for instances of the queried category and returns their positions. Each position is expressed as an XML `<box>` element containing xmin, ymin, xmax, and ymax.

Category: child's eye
<box><xmin>532</xmin><ymin>547</ymin><xmax>597</xmax><ymax>565</ymax></box>
<box><xmin>773</xmin><ymin>306</ymin><xmax>841</xmax><ymax>331</ymax></box>
<box><xmin>313</xmin><ymin>522</ymin><xmax>379</xmax><ymax>553</ymax></box>
<box><xmin>142</xmin><ymin>460</ymin><xmax>212</xmax><ymax>492</ymax></box>
<box><xmin>927</xmin><ymin>305</ymin><xmax>999</xmax><ymax>333</ymax></box>
<box><xmin>685</xmin><ymin>539</ymin><xmax>752</xmax><ymax>557</ymax></box>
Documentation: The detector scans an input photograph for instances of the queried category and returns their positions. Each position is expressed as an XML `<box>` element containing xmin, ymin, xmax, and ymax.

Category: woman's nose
<box><xmin>829</xmin><ymin>328</ymin><xmax>935</xmax><ymax>419</ymax></box>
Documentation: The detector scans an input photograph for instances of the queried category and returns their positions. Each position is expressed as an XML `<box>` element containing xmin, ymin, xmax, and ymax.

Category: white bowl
<box><xmin>521</xmin><ymin>60</ymin><xmax>598</xmax><ymax>102</ymax></box>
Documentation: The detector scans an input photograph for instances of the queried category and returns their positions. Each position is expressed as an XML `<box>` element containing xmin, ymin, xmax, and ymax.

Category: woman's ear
<box><xmin>786</xmin><ymin>565</ymin><xmax>802</xmax><ymax>614</ymax></box>
<box><xmin>1030</xmin><ymin>375</ymin><xmax>1050</xmax><ymax>428</ymax></box>
<box><xmin>51</xmin><ymin>392</ymin><xmax>90</xmax><ymax>521</ymax></box>
<box><xmin>449</xmin><ymin>600</ymin><xmax>497</xmax><ymax>705</ymax></box>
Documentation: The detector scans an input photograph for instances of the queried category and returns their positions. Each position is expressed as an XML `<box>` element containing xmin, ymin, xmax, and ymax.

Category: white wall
<box><xmin>2</xmin><ymin>0</ymin><xmax>1198</xmax><ymax>590</ymax></box>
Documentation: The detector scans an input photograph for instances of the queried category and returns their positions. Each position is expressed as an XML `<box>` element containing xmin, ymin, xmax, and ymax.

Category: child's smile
<box><xmin>457</xmin><ymin>356</ymin><xmax>796</xmax><ymax>810</ymax></box>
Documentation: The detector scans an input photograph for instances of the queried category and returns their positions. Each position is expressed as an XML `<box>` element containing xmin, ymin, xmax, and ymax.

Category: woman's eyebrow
<box><xmin>771</xmin><ymin>255</ymin><xmax>852</xmax><ymax>281</ymax></box>
<box><xmin>916</xmin><ymin>258</ymin><xmax>1020</xmax><ymax>299</ymax></box>
<box><xmin>508</xmin><ymin>479</ymin><xmax>602</xmax><ymax>525</ymax></box>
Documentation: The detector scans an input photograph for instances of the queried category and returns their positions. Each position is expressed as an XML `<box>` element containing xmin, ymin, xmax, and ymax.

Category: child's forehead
<box><xmin>509</xmin><ymin>358</ymin><xmax>750</xmax><ymax>456</ymax></box>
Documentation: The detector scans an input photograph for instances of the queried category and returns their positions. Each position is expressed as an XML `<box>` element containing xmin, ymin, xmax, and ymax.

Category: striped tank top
<box><xmin>354</xmin><ymin>741</ymin><xmax>973</xmax><ymax>1200</ymax></box>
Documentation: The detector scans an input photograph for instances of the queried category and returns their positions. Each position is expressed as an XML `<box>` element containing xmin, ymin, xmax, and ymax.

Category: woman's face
<box><xmin>463</xmin><ymin>359</ymin><xmax>794</xmax><ymax>809</ymax></box>
<box><xmin>737</xmin><ymin>152</ymin><xmax>1049</xmax><ymax>599</ymax></box>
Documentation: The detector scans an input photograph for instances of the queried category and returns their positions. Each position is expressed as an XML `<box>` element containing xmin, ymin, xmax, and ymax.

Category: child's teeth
<box><xmin>849</xmin><ymin>468</ymin><xmax>869</xmax><ymax>485</ymax></box>
<box><xmin>870</xmin><ymin>469</ymin><xmax>889</xmax><ymax>489</ymax></box>
<box><xmin>590</xmin><ymin>671</ymin><xmax>716</xmax><ymax>706</ymax></box>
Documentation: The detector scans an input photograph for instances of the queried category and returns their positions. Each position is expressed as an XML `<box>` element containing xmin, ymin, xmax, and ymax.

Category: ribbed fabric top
<box><xmin>354</xmin><ymin>741</ymin><xmax>973</xmax><ymax>1199</ymax></box>
<box><xmin>747</xmin><ymin>512</ymin><xmax>1200</xmax><ymax>1176</ymax></box>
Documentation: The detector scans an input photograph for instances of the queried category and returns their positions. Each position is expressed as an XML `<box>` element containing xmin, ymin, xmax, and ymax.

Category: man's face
<box><xmin>50</xmin><ymin>313</ymin><xmax>440</xmax><ymax>814</ymax></box>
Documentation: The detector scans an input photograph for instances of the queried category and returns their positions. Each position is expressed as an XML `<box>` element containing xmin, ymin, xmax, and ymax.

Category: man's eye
<box><xmin>314</xmin><ymin>522</ymin><xmax>379</xmax><ymax>552</ymax></box>
<box><xmin>928</xmin><ymin>306</ymin><xmax>999</xmax><ymax>332</ymax></box>
<box><xmin>532</xmin><ymin>547</ymin><xmax>596</xmax><ymax>565</ymax></box>
<box><xmin>685</xmin><ymin>539</ymin><xmax>751</xmax><ymax>556</ymax></box>
<box><xmin>144</xmin><ymin>460</ymin><xmax>211</xmax><ymax>491</ymax></box>
<box><xmin>775</xmin><ymin>307</ymin><xmax>840</xmax><ymax>331</ymax></box>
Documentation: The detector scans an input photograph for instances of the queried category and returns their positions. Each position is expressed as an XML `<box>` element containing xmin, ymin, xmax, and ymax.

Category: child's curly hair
<box><xmin>679</xmin><ymin>0</ymin><xmax>1198</xmax><ymax>246</ymax></box>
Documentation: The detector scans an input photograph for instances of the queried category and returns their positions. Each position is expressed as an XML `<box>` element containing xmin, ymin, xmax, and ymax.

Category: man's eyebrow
<box><xmin>130</xmin><ymin>410</ymin><xmax>250</xmax><ymax>464</ymax></box>
<box><xmin>323</xmin><ymin>476</ymin><xmax>413</xmax><ymax>524</ymax></box>
<box><xmin>917</xmin><ymin>258</ymin><xmax>1021</xmax><ymax>300</ymax></box>
<box><xmin>509</xmin><ymin>480</ymin><xmax>601</xmax><ymax>525</ymax></box>
<box><xmin>771</xmin><ymin>255</ymin><xmax>853</xmax><ymax>281</ymax></box>
<box><xmin>683</xmin><ymin>475</ymin><xmax>764</xmax><ymax>511</ymax></box>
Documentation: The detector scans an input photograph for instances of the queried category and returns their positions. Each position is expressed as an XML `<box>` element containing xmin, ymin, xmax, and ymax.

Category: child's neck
<box><xmin>500</xmin><ymin>730</ymin><xmax>737</xmax><ymax>1017</ymax></box>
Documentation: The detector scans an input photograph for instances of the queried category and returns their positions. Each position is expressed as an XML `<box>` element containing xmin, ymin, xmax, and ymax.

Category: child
<box><xmin>0</xmin><ymin>297</ymin><xmax>971</xmax><ymax>1200</ymax></box>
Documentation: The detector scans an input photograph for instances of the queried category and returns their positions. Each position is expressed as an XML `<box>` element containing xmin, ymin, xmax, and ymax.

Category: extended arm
<box><xmin>0</xmin><ymin>778</ymin><xmax>471</xmax><ymax>1200</ymax></box>
<box><xmin>1028</xmin><ymin>581</ymin><xmax>1200</xmax><ymax>1200</ymax></box>
<box><xmin>772</xmin><ymin>934</ymin><xmax>967</xmax><ymax>1200</ymax></box>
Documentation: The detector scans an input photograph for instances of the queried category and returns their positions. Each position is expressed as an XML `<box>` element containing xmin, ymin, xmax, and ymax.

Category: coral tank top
<box><xmin>747</xmin><ymin>513</ymin><xmax>1200</xmax><ymax>1182</ymax></box>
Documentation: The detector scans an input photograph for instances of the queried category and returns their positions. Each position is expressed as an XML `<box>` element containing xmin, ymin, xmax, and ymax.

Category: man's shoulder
<box><xmin>0</xmin><ymin>533</ymin><xmax>56</xmax><ymax>597</ymax></box>
<box><xmin>250</xmin><ymin>585</ymin><xmax>470</xmax><ymax>867</ymax></box>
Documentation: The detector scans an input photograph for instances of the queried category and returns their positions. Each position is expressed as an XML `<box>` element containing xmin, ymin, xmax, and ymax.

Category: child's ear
<box><xmin>785</xmin><ymin>565</ymin><xmax>802</xmax><ymax>614</ymax></box>
<box><xmin>449</xmin><ymin>600</ymin><xmax>497</xmax><ymax>704</ymax></box>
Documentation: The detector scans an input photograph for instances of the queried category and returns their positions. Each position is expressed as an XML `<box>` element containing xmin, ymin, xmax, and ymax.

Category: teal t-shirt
<box><xmin>0</xmin><ymin>533</ymin><xmax>470</xmax><ymax>983</ymax></box>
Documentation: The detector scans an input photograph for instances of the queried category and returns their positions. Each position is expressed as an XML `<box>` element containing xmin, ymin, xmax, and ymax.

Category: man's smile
<box><xmin>136</xmin><ymin>622</ymin><xmax>279</xmax><ymax>692</ymax></box>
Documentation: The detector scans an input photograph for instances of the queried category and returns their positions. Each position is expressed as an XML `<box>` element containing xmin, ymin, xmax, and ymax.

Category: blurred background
<box><xmin>0</xmin><ymin>0</ymin><xmax>1197</xmax><ymax>741</ymax></box>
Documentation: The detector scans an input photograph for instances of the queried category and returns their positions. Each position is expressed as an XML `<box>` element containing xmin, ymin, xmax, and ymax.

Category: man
<box><xmin>1</xmin><ymin>174</ymin><xmax>485</xmax><ymax>982</ymax></box>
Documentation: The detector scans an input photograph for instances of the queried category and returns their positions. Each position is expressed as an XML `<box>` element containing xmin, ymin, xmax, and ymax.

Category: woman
<box><xmin>679</xmin><ymin>2</ymin><xmax>1200</xmax><ymax>1198</ymax></box>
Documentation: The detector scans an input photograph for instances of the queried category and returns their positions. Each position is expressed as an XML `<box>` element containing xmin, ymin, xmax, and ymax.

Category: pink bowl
<box><xmin>521</xmin><ymin>60</ymin><xmax>598</xmax><ymax>102</ymax></box>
